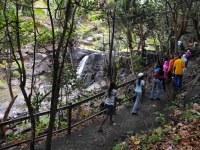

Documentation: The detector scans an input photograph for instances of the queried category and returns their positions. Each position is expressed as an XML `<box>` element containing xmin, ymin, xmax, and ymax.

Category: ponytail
<box><xmin>137</xmin><ymin>76</ymin><xmax>143</xmax><ymax>86</ymax></box>
<box><xmin>107</xmin><ymin>82</ymin><xmax>115</xmax><ymax>97</ymax></box>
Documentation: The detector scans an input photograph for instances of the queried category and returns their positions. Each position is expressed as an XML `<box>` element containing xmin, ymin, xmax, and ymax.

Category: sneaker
<box><xmin>131</xmin><ymin>112</ymin><xmax>137</xmax><ymax>115</ymax></box>
<box><xmin>150</xmin><ymin>98</ymin><xmax>154</xmax><ymax>100</ymax></box>
<box><xmin>156</xmin><ymin>98</ymin><xmax>160</xmax><ymax>100</ymax></box>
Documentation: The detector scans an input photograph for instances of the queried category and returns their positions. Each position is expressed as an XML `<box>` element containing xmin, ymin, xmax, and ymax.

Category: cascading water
<box><xmin>76</xmin><ymin>55</ymin><xmax>89</xmax><ymax>78</ymax></box>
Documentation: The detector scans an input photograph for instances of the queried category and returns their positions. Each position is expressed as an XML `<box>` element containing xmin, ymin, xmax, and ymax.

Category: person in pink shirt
<box><xmin>163</xmin><ymin>57</ymin><xmax>169</xmax><ymax>92</ymax></box>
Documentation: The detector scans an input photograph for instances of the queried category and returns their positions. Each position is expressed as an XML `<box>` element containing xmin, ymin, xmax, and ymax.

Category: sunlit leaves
<box><xmin>34</xmin><ymin>0</ymin><xmax>48</xmax><ymax>19</ymax></box>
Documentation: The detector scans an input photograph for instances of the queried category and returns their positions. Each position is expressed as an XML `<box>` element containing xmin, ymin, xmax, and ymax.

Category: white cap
<box><xmin>138</xmin><ymin>73</ymin><xmax>144</xmax><ymax>77</ymax></box>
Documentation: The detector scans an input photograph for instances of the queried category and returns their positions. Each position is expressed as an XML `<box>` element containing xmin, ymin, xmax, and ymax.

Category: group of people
<box><xmin>98</xmin><ymin>50</ymin><xmax>191</xmax><ymax>132</ymax></box>
<box><xmin>150</xmin><ymin>50</ymin><xmax>191</xmax><ymax>100</ymax></box>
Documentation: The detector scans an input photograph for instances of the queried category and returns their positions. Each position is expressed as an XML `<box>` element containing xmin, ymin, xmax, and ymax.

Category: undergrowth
<box><xmin>112</xmin><ymin>99</ymin><xmax>200</xmax><ymax>150</ymax></box>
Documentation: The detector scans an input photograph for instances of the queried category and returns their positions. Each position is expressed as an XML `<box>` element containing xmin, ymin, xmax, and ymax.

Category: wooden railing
<box><xmin>0</xmin><ymin>79</ymin><xmax>136</xmax><ymax>150</ymax></box>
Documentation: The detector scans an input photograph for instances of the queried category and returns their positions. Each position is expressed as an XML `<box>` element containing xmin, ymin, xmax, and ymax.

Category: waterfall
<box><xmin>76</xmin><ymin>55</ymin><xmax>89</xmax><ymax>78</ymax></box>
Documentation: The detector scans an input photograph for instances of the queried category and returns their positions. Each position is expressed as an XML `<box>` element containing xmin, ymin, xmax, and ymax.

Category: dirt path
<box><xmin>27</xmin><ymin>92</ymin><xmax>171</xmax><ymax>150</ymax></box>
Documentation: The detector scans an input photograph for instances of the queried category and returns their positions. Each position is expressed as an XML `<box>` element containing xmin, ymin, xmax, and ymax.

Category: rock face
<box><xmin>76</xmin><ymin>52</ymin><xmax>105</xmax><ymax>86</ymax></box>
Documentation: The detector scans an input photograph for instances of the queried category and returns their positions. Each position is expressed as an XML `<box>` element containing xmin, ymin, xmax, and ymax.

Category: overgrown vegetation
<box><xmin>112</xmin><ymin>100</ymin><xmax>200</xmax><ymax>150</ymax></box>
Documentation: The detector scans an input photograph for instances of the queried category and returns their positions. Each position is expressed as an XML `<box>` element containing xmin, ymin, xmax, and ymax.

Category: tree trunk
<box><xmin>107</xmin><ymin>6</ymin><xmax>116</xmax><ymax>82</ymax></box>
<box><xmin>15</xmin><ymin>2</ymin><xmax>36</xmax><ymax>149</ymax></box>
<box><xmin>45</xmin><ymin>0</ymin><xmax>77</xmax><ymax>149</ymax></box>
<box><xmin>193</xmin><ymin>19</ymin><xmax>200</xmax><ymax>42</ymax></box>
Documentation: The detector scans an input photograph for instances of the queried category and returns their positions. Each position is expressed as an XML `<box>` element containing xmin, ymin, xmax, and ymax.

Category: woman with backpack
<box><xmin>150</xmin><ymin>64</ymin><xmax>164</xmax><ymax>100</ymax></box>
<box><xmin>98</xmin><ymin>82</ymin><xmax>117</xmax><ymax>132</ymax></box>
<box><xmin>131</xmin><ymin>73</ymin><xmax>145</xmax><ymax>114</ymax></box>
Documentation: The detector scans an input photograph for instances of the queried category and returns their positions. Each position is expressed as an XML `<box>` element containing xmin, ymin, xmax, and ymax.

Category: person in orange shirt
<box><xmin>167</xmin><ymin>54</ymin><xmax>177</xmax><ymax>83</ymax></box>
<box><xmin>173</xmin><ymin>54</ymin><xmax>185</xmax><ymax>89</ymax></box>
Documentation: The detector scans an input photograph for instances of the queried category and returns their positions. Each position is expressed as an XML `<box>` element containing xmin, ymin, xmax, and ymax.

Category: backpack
<box><xmin>186</xmin><ymin>52</ymin><xmax>191</xmax><ymax>59</ymax></box>
<box><xmin>154</xmin><ymin>67</ymin><xmax>163</xmax><ymax>79</ymax></box>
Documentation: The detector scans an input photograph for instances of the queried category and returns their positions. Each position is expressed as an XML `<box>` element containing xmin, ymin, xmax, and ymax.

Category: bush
<box><xmin>131</xmin><ymin>55</ymin><xmax>145</xmax><ymax>72</ymax></box>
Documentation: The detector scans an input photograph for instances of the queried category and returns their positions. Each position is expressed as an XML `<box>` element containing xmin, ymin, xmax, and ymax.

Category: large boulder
<box><xmin>94</xmin><ymin>71</ymin><xmax>105</xmax><ymax>81</ymax></box>
<box><xmin>73</xmin><ymin>47</ymin><xmax>93</xmax><ymax>61</ymax></box>
<box><xmin>76</xmin><ymin>52</ymin><xmax>104</xmax><ymax>79</ymax></box>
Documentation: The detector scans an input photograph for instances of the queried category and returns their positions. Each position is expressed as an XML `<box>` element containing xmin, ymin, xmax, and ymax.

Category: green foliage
<box><xmin>139</xmin><ymin>125</ymin><xmax>171</xmax><ymax>149</ymax></box>
<box><xmin>0</xmin><ymin>79</ymin><xmax>6</xmax><ymax>87</ymax></box>
<box><xmin>88</xmin><ymin>12</ymin><xmax>105</xmax><ymax>22</ymax></box>
<box><xmin>12</xmin><ymin>70</ymin><xmax>20</xmax><ymax>78</ymax></box>
<box><xmin>147</xmin><ymin>38</ymin><xmax>160</xmax><ymax>45</ymax></box>
<box><xmin>34</xmin><ymin>0</ymin><xmax>48</xmax><ymax>19</ymax></box>
<box><xmin>7</xmin><ymin>133</ymin><xmax>14</xmax><ymax>141</ymax></box>
<box><xmin>0</xmin><ymin>63</ymin><xmax>5</xmax><ymax>69</ymax></box>
<box><xmin>32</xmin><ymin>92</ymin><xmax>44</xmax><ymax>110</ymax></box>
<box><xmin>16</xmin><ymin>133</ymin><xmax>26</xmax><ymax>140</ymax></box>
<box><xmin>62</xmin><ymin>63</ymin><xmax>77</xmax><ymax>91</ymax></box>
<box><xmin>131</xmin><ymin>55</ymin><xmax>145</xmax><ymax>72</ymax></box>
<box><xmin>80</xmin><ymin>0</ymin><xmax>99</xmax><ymax>14</ymax></box>
<box><xmin>155</xmin><ymin>114</ymin><xmax>166</xmax><ymax>125</ymax></box>
<box><xmin>36</xmin><ymin>116</ymin><xmax>50</xmax><ymax>136</ymax></box>
<box><xmin>181</xmin><ymin>108</ymin><xmax>200</xmax><ymax>121</ymax></box>
<box><xmin>19</xmin><ymin>20</ymin><xmax>34</xmax><ymax>45</ymax></box>
<box><xmin>37</xmin><ymin>27</ymin><xmax>53</xmax><ymax>44</ymax></box>
<box><xmin>112</xmin><ymin>142</ymin><xmax>129</xmax><ymax>150</ymax></box>
<box><xmin>173</xmin><ymin>135</ymin><xmax>180</xmax><ymax>145</ymax></box>
<box><xmin>61</xmin><ymin>121</ymin><xmax>68</xmax><ymax>128</ymax></box>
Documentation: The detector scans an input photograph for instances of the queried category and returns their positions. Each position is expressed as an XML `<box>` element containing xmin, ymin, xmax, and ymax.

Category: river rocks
<box><xmin>23</xmin><ymin>54</ymin><xmax>30</xmax><ymax>62</ymax></box>
<box><xmin>85</xmin><ymin>80</ymin><xmax>107</xmax><ymax>92</ymax></box>
<box><xmin>35</xmin><ymin>53</ymin><xmax>48</xmax><ymax>60</ymax></box>
<box><xmin>86</xmin><ymin>36</ymin><xmax>95</xmax><ymax>42</ymax></box>
<box><xmin>34</xmin><ymin>61</ymin><xmax>50</xmax><ymax>76</ymax></box>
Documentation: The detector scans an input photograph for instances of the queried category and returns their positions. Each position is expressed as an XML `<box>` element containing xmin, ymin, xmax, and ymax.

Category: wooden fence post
<box><xmin>67</xmin><ymin>103</ymin><xmax>72</xmax><ymax>135</ymax></box>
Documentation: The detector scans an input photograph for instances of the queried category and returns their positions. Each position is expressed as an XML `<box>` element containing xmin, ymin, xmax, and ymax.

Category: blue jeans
<box><xmin>150</xmin><ymin>78</ymin><xmax>162</xmax><ymax>99</ymax></box>
<box><xmin>132</xmin><ymin>91</ymin><xmax>142</xmax><ymax>113</ymax></box>
<box><xmin>174</xmin><ymin>75</ymin><xmax>183</xmax><ymax>89</ymax></box>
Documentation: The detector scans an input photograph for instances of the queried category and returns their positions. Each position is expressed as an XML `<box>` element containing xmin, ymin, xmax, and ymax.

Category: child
<box><xmin>131</xmin><ymin>73</ymin><xmax>145</xmax><ymax>114</ymax></box>
<box><xmin>98</xmin><ymin>82</ymin><xmax>117</xmax><ymax>132</ymax></box>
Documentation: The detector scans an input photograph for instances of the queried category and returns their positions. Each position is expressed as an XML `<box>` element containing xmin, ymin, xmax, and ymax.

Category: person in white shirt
<box><xmin>98</xmin><ymin>82</ymin><xmax>117</xmax><ymax>132</ymax></box>
<box><xmin>131</xmin><ymin>73</ymin><xmax>145</xmax><ymax>114</ymax></box>
<box><xmin>178</xmin><ymin>40</ymin><xmax>183</xmax><ymax>54</ymax></box>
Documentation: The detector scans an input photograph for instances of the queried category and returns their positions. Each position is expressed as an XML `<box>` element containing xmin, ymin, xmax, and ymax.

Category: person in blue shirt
<box><xmin>131</xmin><ymin>73</ymin><xmax>145</xmax><ymax>114</ymax></box>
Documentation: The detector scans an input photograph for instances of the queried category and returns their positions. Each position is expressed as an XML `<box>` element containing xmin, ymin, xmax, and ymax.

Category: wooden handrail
<box><xmin>0</xmin><ymin>79</ymin><xmax>136</xmax><ymax>150</ymax></box>
<box><xmin>0</xmin><ymin>79</ymin><xmax>135</xmax><ymax>127</ymax></box>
